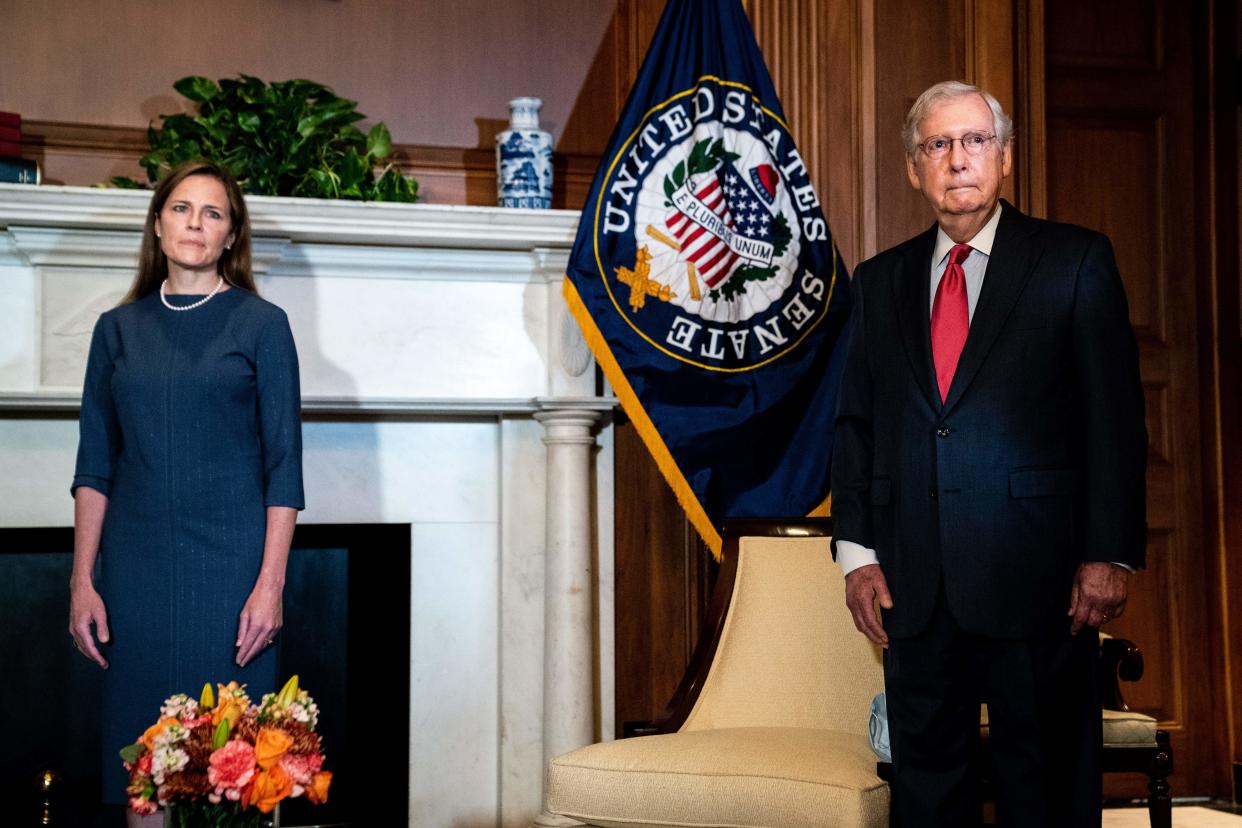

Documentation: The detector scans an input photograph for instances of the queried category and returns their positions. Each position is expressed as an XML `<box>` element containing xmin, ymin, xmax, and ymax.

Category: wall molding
<box><xmin>19</xmin><ymin>120</ymin><xmax>602</xmax><ymax>210</ymax></box>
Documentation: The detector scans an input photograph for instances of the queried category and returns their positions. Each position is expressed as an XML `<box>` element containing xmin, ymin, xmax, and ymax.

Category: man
<box><xmin>831</xmin><ymin>81</ymin><xmax>1147</xmax><ymax>827</ymax></box>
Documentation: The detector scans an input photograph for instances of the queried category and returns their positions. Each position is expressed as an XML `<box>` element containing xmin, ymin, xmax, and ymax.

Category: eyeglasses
<box><xmin>916</xmin><ymin>132</ymin><xmax>997</xmax><ymax>159</ymax></box>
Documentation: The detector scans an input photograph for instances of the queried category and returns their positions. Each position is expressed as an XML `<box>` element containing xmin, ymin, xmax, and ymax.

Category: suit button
<box><xmin>936</xmin><ymin>427</ymin><xmax>951</xmax><ymax>438</ymax></box>
<box><xmin>930</xmin><ymin>490</ymin><xmax>938</xmax><ymax>499</ymax></box>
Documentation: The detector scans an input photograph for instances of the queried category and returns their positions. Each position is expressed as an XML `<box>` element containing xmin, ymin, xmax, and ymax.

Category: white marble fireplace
<box><xmin>0</xmin><ymin>183</ymin><xmax>615</xmax><ymax>827</ymax></box>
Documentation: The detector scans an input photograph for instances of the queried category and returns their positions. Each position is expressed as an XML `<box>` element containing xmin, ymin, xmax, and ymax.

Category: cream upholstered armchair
<box><xmin>544</xmin><ymin>518</ymin><xmax>889</xmax><ymax>828</ymax></box>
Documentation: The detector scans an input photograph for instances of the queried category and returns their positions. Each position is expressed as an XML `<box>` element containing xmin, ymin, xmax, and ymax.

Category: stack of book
<box><xmin>1</xmin><ymin>112</ymin><xmax>40</xmax><ymax>184</ymax></box>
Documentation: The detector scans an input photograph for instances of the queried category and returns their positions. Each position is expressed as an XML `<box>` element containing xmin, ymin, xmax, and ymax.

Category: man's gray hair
<box><xmin>902</xmin><ymin>81</ymin><xmax>1014</xmax><ymax>155</ymax></box>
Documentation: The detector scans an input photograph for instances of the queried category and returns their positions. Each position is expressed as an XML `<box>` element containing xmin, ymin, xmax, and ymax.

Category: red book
<box><xmin>0</xmin><ymin>112</ymin><xmax>19</xmax><ymax>129</ymax></box>
<box><xmin>0</xmin><ymin>140</ymin><xmax>21</xmax><ymax>158</ymax></box>
<box><xmin>0</xmin><ymin>125</ymin><xmax>20</xmax><ymax>143</ymax></box>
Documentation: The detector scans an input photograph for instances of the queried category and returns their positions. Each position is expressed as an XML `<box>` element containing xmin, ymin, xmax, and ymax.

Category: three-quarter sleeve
<box><xmin>255</xmin><ymin>309</ymin><xmax>305</xmax><ymax>509</ymax></box>
<box><xmin>72</xmin><ymin>315</ymin><xmax>121</xmax><ymax>498</ymax></box>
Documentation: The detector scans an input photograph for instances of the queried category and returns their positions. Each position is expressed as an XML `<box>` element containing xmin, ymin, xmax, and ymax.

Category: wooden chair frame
<box><xmin>1097</xmin><ymin>636</ymin><xmax>1173</xmax><ymax>828</ymax></box>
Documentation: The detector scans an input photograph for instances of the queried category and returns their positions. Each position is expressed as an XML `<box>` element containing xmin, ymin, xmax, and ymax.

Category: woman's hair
<box><xmin>122</xmin><ymin>161</ymin><xmax>255</xmax><ymax>303</ymax></box>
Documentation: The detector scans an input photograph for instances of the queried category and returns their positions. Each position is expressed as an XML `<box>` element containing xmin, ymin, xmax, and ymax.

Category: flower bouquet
<box><xmin>121</xmin><ymin>676</ymin><xmax>331</xmax><ymax>827</ymax></box>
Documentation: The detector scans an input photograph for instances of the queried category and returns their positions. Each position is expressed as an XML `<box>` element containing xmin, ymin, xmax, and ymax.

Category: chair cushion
<box><xmin>979</xmin><ymin>705</ymin><xmax>1157</xmax><ymax>748</ymax></box>
<box><xmin>546</xmin><ymin>726</ymin><xmax>889</xmax><ymax>828</ymax></box>
<box><xmin>1101</xmin><ymin>708</ymin><xmax>1158</xmax><ymax>747</ymax></box>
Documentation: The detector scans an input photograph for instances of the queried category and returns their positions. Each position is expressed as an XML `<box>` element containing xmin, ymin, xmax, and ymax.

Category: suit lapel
<box><xmin>941</xmin><ymin>201</ymin><xmax>1044</xmax><ymax>414</ymax></box>
<box><xmin>892</xmin><ymin>225</ymin><xmax>941</xmax><ymax>414</ymax></box>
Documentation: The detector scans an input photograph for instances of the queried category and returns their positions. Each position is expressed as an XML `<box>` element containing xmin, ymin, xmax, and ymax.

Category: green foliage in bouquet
<box><xmin>164</xmin><ymin>799</ymin><xmax>272</xmax><ymax>828</ymax></box>
<box><xmin>114</xmin><ymin>75</ymin><xmax>418</xmax><ymax>202</ymax></box>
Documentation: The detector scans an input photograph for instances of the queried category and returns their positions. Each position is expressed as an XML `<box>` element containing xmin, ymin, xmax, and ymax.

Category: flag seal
<box><xmin>592</xmin><ymin>76</ymin><xmax>836</xmax><ymax>373</ymax></box>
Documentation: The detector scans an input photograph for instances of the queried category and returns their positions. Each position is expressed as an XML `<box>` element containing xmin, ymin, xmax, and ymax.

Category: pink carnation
<box><xmin>129</xmin><ymin>796</ymin><xmax>157</xmax><ymax>816</ymax></box>
<box><xmin>207</xmin><ymin>740</ymin><xmax>257</xmax><ymax>795</ymax></box>
<box><xmin>280</xmin><ymin>752</ymin><xmax>324</xmax><ymax>787</ymax></box>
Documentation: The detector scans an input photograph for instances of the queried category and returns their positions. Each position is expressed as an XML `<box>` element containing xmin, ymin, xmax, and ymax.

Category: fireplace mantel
<box><xmin>0</xmin><ymin>183</ymin><xmax>615</xmax><ymax>827</ymax></box>
<box><xmin>0</xmin><ymin>182</ymin><xmax>580</xmax><ymax>247</ymax></box>
<box><xmin>0</xmin><ymin>183</ymin><xmax>613</xmax><ymax>416</ymax></box>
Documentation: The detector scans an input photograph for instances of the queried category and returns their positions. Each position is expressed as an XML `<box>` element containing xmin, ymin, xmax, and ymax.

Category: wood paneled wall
<box><xmin>1202</xmin><ymin>0</ymin><xmax>1242</xmax><ymax>799</ymax></box>
<box><xmin>1042</xmin><ymin>0</ymin><xmax>1224</xmax><ymax>795</ymax></box>
<box><xmin>747</xmin><ymin>0</ymin><xmax>872</xmax><ymax>270</ymax></box>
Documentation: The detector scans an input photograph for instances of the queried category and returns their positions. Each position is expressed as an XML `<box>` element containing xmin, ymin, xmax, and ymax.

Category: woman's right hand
<box><xmin>69</xmin><ymin>582</ymin><xmax>110</xmax><ymax>668</ymax></box>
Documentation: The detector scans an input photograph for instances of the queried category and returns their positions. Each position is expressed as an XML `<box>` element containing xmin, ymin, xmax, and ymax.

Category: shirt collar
<box><xmin>933</xmin><ymin>201</ymin><xmax>1004</xmax><ymax>266</ymax></box>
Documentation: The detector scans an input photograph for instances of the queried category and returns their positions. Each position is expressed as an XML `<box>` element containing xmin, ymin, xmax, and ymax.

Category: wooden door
<box><xmin>1042</xmin><ymin>0</ymin><xmax>1228</xmax><ymax>797</ymax></box>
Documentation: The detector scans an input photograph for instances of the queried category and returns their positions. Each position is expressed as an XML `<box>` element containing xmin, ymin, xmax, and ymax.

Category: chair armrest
<box><xmin>1098</xmin><ymin>636</ymin><xmax>1144</xmax><ymax>712</ymax></box>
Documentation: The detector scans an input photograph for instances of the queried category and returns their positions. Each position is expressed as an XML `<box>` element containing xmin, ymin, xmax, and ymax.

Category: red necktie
<box><xmin>931</xmin><ymin>243</ymin><xmax>973</xmax><ymax>402</ymax></box>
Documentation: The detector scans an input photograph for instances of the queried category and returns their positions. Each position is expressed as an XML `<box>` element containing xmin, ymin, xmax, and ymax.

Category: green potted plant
<box><xmin>114</xmin><ymin>75</ymin><xmax>417</xmax><ymax>202</ymax></box>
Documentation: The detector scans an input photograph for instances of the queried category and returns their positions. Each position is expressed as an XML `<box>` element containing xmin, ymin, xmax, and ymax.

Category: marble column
<box><xmin>531</xmin><ymin>405</ymin><xmax>601</xmax><ymax>828</ymax></box>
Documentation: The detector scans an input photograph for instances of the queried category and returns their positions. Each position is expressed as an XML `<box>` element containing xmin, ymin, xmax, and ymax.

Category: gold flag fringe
<box><xmin>564</xmin><ymin>278</ymin><xmax>725</xmax><ymax>559</ymax></box>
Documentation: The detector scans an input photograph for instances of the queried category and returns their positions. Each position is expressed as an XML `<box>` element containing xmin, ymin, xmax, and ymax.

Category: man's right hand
<box><xmin>844</xmin><ymin>563</ymin><xmax>892</xmax><ymax>648</ymax></box>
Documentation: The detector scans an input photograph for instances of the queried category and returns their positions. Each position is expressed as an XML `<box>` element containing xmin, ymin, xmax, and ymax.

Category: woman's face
<box><xmin>154</xmin><ymin>175</ymin><xmax>235</xmax><ymax>279</ymax></box>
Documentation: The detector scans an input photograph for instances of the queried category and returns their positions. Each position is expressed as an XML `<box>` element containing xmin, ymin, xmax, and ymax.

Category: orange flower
<box><xmin>305</xmin><ymin>771</ymin><xmax>332</xmax><ymax>805</ymax></box>
<box><xmin>211</xmin><ymin>695</ymin><xmax>245</xmax><ymax>728</ymax></box>
<box><xmin>248</xmin><ymin>764</ymin><xmax>293</xmax><ymax>813</ymax></box>
<box><xmin>141</xmin><ymin>718</ymin><xmax>180</xmax><ymax>752</ymax></box>
<box><xmin>254</xmin><ymin>727</ymin><xmax>294</xmax><ymax>770</ymax></box>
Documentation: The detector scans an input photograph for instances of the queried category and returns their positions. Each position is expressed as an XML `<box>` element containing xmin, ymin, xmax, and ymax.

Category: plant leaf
<box><xmin>299</xmin><ymin>168</ymin><xmax>335</xmax><ymax>198</ymax></box>
<box><xmin>375</xmin><ymin>166</ymin><xmax>418</xmax><ymax>203</ymax></box>
<box><xmin>237</xmin><ymin>111</ymin><xmax>261</xmax><ymax>133</ymax></box>
<box><xmin>122</xmin><ymin>73</ymin><xmax>419</xmax><ymax>201</ymax></box>
<box><xmin>366</xmin><ymin>123</ymin><xmax>392</xmax><ymax>159</ymax></box>
<box><xmin>119</xmin><ymin>743</ymin><xmax>144</xmax><ymax>764</ymax></box>
<box><xmin>335</xmin><ymin>149</ymin><xmax>367</xmax><ymax>197</ymax></box>
<box><xmin>173</xmin><ymin>76</ymin><xmax>219</xmax><ymax>103</ymax></box>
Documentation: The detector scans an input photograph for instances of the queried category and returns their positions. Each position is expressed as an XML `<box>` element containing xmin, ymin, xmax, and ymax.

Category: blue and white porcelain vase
<box><xmin>496</xmin><ymin>97</ymin><xmax>553</xmax><ymax>209</ymax></box>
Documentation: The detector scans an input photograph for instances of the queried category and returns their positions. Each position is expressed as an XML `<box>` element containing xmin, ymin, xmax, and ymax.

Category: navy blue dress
<box><xmin>72</xmin><ymin>287</ymin><xmax>304</xmax><ymax>804</ymax></box>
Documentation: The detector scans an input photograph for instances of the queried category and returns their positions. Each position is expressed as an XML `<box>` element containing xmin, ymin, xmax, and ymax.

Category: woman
<box><xmin>68</xmin><ymin>161</ymin><xmax>304</xmax><ymax>821</ymax></box>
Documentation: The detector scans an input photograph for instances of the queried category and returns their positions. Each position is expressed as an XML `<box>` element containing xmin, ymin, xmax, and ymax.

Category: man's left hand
<box><xmin>1068</xmin><ymin>562</ymin><xmax>1129</xmax><ymax>634</ymax></box>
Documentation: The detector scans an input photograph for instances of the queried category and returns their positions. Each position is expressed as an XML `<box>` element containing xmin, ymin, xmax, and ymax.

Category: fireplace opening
<box><xmin>0</xmin><ymin>523</ymin><xmax>411</xmax><ymax>827</ymax></box>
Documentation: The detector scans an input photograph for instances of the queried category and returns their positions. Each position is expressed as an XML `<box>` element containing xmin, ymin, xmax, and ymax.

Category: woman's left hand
<box><xmin>236</xmin><ymin>582</ymin><xmax>283</xmax><ymax>667</ymax></box>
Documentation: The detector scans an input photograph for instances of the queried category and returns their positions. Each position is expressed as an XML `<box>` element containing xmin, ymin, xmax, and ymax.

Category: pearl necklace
<box><xmin>160</xmin><ymin>276</ymin><xmax>224</xmax><ymax>311</ymax></box>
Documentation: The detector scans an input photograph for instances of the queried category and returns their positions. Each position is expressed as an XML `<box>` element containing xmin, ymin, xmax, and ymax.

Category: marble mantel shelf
<box><xmin>0</xmin><ymin>183</ymin><xmax>610</xmax><ymax>415</ymax></box>
<box><xmin>0</xmin><ymin>182</ymin><xmax>582</xmax><ymax>248</ymax></box>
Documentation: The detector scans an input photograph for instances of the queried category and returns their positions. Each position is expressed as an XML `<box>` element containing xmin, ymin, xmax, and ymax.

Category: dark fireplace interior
<box><xmin>0</xmin><ymin>523</ymin><xmax>411</xmax><ymax>827</ymax></box>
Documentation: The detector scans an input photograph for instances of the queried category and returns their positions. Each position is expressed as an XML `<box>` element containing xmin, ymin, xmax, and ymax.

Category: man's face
<box><xmin>906</xmin><ymin>93</ymin><xmax>1012</xmax><ymax>225</ymax></box>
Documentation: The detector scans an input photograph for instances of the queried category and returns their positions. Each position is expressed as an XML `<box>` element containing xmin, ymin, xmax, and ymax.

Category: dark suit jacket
<box><xmin>830</xmin><ymin>201</ymin><xmax>1147</xmax><ymax>640</ymax></box>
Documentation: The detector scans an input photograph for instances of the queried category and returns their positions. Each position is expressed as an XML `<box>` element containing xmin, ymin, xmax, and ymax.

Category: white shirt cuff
<box><xmin>836</xmin><ymin>539</ymin><xmax>880</xmax><ymax>576</ymax></box>
<box><xmin>836</xmin><ymin>544</ymin><xmax>1132</xmax><ymax>576</ymax></box>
